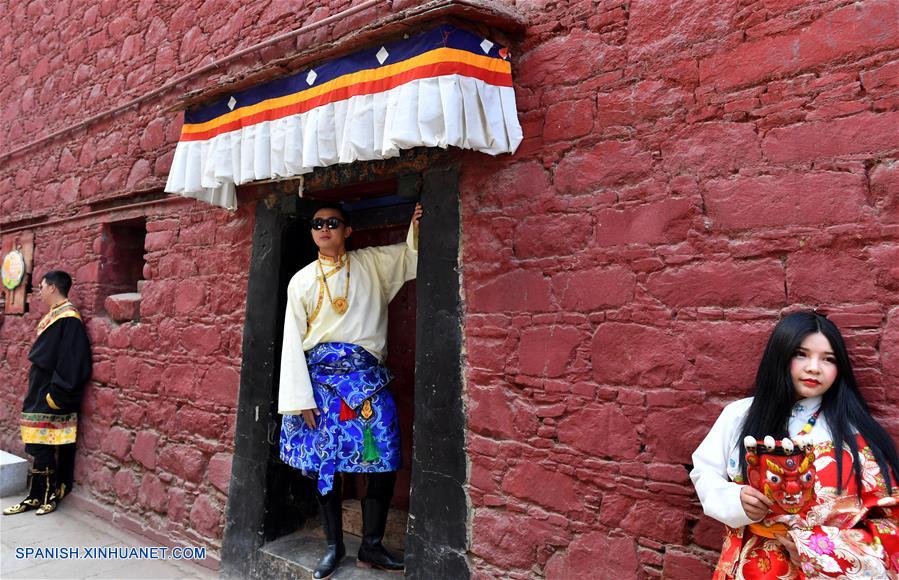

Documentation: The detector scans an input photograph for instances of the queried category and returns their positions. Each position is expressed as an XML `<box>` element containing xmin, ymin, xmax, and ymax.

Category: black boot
<box><xmin>55</xmin><ymin>443</ymin><xmax>77</xmax><ymax>500</ymax></box>
<box><xmin>35</xmin><ymin>467</ymin><xmax>59</xmax><ymax>515</ymax></box>
<box><xmin>313</xmin><ymin>492</ymin><xmax>345</xmax><ymax>579</ymax></box>
<box><xmin>1</xmin><ymin>467</ymin><xmax>47</xmax><ymax>516</ymax></box>
<box><xmin>356</xmin><ymin>497</ymin><xmax>403</xmax><ymax>572</ymax></box>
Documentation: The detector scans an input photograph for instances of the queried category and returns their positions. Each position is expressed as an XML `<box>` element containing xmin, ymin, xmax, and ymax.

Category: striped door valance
<box><xmin>164</xmin><ymin>24</ymin><xmax>522</xmax><ymax>209</ymax></box>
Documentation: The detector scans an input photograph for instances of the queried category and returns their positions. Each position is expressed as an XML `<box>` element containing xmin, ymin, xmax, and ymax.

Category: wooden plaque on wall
<box><xmin>2</xmin><ymin>231</ymin><xmax>34</xmax><ymax>314</ymax></box>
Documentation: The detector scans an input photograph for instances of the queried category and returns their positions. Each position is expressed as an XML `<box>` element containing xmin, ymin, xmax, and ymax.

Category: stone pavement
<box><xmin>0</xmin><ymin>494</ymin><xmax>217</xmax><ymax>580</ymax></box>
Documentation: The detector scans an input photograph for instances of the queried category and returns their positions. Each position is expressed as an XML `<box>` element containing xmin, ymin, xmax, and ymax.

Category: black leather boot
<box><xmin>313</xmin><ymin>493</ymin><xmax>345</xmax><ymax>579</ymax></box>
<box><xmin>1</xmin><ymin>467</ymin><xmax>47</xmax><ymax>516</ymax></box>
<box><xmin>356</xmin><ymin>497</ymin><xmax>403</xmax><ymax>572</ymax></box>
<box><xmin>35</xmin><ymin>467</ymin><xmax>59</xmax><ymax>515</ymax></box>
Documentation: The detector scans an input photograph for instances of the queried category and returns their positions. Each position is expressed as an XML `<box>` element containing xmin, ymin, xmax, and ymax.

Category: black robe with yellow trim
<box><xmin>21</xmin><ymin>302</ymin><xmax>92</xmax><ymax>446</ymax></box>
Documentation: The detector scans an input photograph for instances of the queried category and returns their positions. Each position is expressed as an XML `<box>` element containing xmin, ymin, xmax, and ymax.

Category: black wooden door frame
<box><xmin>221</xmin><ymin>166</ymin><xmax>469</xmax><ymax>579</ymax></box>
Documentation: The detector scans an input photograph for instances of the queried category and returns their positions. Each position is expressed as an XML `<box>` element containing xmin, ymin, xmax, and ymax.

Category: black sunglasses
<box><xmin>311</xmin><ymin>217</ymin><xmax>347</xmax><ymax>230</ymax></box>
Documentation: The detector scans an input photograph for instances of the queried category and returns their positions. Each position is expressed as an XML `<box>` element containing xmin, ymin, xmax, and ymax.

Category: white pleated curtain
<box><xmin>166</xmin><ymin>70</ymin><xmax>522</xmax><ymax>209</ymax></box>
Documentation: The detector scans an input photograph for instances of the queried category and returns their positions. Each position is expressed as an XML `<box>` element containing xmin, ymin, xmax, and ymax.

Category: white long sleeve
<box><xmin>277</xmin><ymin>281</ymin><xmax>316</xmax><ymax>414</ymax></box>
<box><xmin>355</xmin><ymin>223</ymin><xmax>418</xmax><ymax>302</ymax></box>
<box><xmin>690</xmin><ymin>397</ymin><xmax>757</xmax><ymax>528</ymax></box>
<box><xmin>691</xmin><ymin>396</ymin><xmax>831</xmax><ymax>528</ymax></box>
<box><xmin>277</xmin><ymin>222</ymin><xmax>418</xmax><ymax>415</ymax></box>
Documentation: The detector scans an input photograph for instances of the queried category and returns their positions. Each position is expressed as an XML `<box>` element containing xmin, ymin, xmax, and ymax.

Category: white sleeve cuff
<box><xmin>277</xmin><ymin>383</ymin><xmax>316</xmax><ymax>415</ymax></box>
<box><xmin>406</xmin><ymin>221</ymin><xmax>418</xmax><ymax>252</ymax></box>
<box><xmin>716</xmin><ymin>483</ymin><xmax>758</xmax><ymax>528</ymax></box>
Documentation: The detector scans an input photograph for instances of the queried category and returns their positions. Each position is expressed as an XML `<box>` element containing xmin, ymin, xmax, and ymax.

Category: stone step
<box><xmin>342</xmin><ymin>500</ymin><xmax>407</xmax><ymax>551</ymax></box>
<box><xmin>104</xmin><ymin>292</ymin><xmax>142</xmax><ymax>322</ymax></box>
<box><xmin>258</xmin><ymin>528</ymin><xmax>404</xmax><ymax>580</ymax></box>
<box><xmin>0</xmin><ymin>450</ymin><xmax>29</xmax><ymax>497</ymax></box>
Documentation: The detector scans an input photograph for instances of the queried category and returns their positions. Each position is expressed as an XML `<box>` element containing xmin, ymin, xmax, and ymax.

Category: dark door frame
<box><xmin>221</xmin><ymin>166</ymin><xmax>469</xmax><ymax>579</ymax></box>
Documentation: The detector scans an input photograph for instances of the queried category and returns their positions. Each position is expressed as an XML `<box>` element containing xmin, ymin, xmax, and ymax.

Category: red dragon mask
<box><xmin>744</xmin><ymin>435</ymin><xmax>817</xmax><ymax>516</ymax></box>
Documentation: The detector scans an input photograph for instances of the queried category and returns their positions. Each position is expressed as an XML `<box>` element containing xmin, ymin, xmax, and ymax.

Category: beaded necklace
<box><xmin>796</xmin><ymin>408</ymin><xmax>821</xmax><ymax>436</ymax></box>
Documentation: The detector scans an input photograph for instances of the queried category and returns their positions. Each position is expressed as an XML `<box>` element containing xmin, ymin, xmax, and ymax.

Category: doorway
<box><xmin>265</xmin><ymin>187</ymin><xmax>418</xmax><ymax>544</ymax></box>
<box><xmin>222</xmin><ymin>166</ymin><xmax>469</xmax><ymax>580</ymax></box>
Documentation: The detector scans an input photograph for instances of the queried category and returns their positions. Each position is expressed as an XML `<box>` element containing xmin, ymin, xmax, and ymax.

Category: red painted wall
<box><xmin>0</xmin><ymin>201</ymin><xmax>255</xmax><ymax>553</ymax></box>
<box><xmin>2</xmin><ymin>0</ymin><xmax>898</xmax><ymax>576</ymax></box>
<box><xmin>0</xmin><ymin>0</ymin><xmax>370</xmax><ymax>560</ymax></box>
<box><xmin>459</xmin><ymin>0</ymin><xmax>899</xmax><ymax>577</ymax></box>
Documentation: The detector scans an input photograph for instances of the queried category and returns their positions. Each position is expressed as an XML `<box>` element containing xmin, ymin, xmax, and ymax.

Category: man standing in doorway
<box><xmin>279</xmin><ymin>202</ymin><xmax>422</xmax><ymax>578</ymax></box>
<box><xmin>3</xmin><ymin>270</ymin><xmax>92</xmax><ymax>516</ymax></box>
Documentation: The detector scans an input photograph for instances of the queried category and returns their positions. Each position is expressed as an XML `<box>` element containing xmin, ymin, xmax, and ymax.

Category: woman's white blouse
<box><xmin>690</xmin><ymin>395</ymin><xmax>828</xmax><ymax>528</ymax></box>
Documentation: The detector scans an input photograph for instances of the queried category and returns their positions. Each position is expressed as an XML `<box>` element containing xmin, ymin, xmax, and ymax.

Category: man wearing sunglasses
<box><xmin>278</xmin><ymin>202</ymin><xmax>422</xmax><ymax>578</ymax></box>
<box><xmin>3</xmin><ymin>270</ymin><xmax>92</xmax><ymax>517</ymax></box>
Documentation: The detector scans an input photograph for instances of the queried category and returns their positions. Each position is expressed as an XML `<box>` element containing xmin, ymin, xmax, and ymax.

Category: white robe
<box><xmin>278</xmin><ymin>224</ymin><xmax>418</xmax><ymax>414</ymax></box>
<box><xmin>689</xmin><ymin>395</ymin><xmax>828</xmax><ymax>528</ymax></box>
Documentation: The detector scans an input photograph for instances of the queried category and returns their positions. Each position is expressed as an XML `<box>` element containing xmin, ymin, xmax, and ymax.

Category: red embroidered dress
<box><xmin>692</xmin><ymin>397</ymin><xmax>899</xmax><ymax>579</ymax></box>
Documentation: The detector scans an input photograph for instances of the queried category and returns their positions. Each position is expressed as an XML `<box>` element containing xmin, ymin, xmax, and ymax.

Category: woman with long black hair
<box><xmin>691</xmin><ymin>311</ymin><xmax>899</xmax><ymax>578</ymax></box>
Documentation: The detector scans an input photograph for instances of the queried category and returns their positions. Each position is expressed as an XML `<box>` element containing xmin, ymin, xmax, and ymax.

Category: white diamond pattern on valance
<box><xmin>165</xmin><ymin>25</ymin><xmax>522</xmax><ymax>209</ymax></box>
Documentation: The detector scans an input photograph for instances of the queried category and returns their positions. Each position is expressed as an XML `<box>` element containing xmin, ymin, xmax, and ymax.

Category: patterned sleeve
<box><xmin>790</xmin><ymin>521</ymin><xmax>897</xmax><ymax>578</ymax></box>
<box><xmin>869</xmin><ymin>513</ymin><xmax>899</xmax><ymax>574</ymax></box>
<box><xmin>790</xmin><ymin>479</ymin><xmax>899</xmax><ymax>577</ymax></box>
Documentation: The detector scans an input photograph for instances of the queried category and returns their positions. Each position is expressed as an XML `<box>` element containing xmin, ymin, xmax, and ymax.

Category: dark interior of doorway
<box><xmin>223</xmin><ymin>165</ymin><xmax>468</xmax><ymax>580</ymax></box>
<box><xmin>263</xmin><ymin>188</ymin><xmax>419</xmax><ymax>545</ymax></box>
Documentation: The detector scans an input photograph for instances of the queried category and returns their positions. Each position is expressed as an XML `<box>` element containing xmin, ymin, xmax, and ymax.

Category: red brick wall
<box><xmin>459</xmin><ymin>0</ymin><xmax>899</xmax><ymax>577</ymax></box>
<box><xmin>2</xmin><ymin>0</ymin><xmax>898</xmax><ymax>576</ymax></box>
<box><xmin>0</xmin><ymin>202</ymin><xmax>254</xmax><ymax>553</ymax></box>
<box><xmin>0</xmin><ymin>0</ymin><xmax>373</xmax><ymax>558</ymax></box>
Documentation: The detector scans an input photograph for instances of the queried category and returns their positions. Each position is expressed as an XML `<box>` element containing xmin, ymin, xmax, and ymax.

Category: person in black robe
<box><xmin>3</xmin><ymin>270</ymin><xmax>91</xmax><ymax>516</ymax></box>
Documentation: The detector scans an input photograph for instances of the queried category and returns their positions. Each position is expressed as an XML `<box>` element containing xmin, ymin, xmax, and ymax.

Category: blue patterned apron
<box><xmin>280</xmin><ymin>342</ymin><xmax>402</xmax><ymax>494</ymax></box>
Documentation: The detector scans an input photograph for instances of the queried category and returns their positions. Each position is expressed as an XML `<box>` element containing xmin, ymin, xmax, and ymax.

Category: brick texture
<box><xmin>459</xmin><ymin>1</ymin><xmax>899</xmax><ymax>577</ymax></box>
<box><xmin>2</xmin><ymin>0</ymin><xmax>898</xmax><ymax>577</ymax></box>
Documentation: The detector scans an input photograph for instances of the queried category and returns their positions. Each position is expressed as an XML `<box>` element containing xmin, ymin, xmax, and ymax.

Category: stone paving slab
<box><xmin>0</xmin><ymin>451</ymin><xmax>29</xmax><ymax>497</ymax></box>
<box><xmin>1</xmin><ymin>495</ymin><xmax>217</xmax><ymax>580</ymax></box>
<box><xmin>258</xmin><ymin>529</ymin><xmax>402</xmax><ymax>580</ymax></box>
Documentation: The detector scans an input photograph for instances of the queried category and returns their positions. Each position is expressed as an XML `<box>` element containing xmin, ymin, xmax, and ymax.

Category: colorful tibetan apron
<box><xmin>280</xmin><ymin>342</ymin><xmax>401</xmax><ymax>494</ymax></box>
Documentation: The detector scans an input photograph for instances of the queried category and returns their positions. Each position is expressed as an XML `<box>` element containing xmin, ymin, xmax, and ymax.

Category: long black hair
<box><xmin>738</xmin><ymin>311</ymin><xmax>899</xmax><ymax>497</ymax></box>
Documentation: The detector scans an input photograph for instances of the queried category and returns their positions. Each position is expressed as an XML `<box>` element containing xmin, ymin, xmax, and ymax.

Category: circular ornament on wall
<box><xmin>2</xmin><ymin>250</ymin><xmax>26</xmax><ymax>290</ymax></box>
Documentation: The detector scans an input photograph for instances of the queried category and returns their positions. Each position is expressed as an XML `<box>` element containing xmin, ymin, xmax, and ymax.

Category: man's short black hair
<box><xmin>312</xmin><ymin>203</ymin><xmax>351</xmax><ymax>225</ymax></box>
<box><xmin>43</xmin><ymin>270</ymin><xmax>73</xmax><ymax>297</ymax></box>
